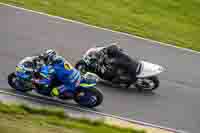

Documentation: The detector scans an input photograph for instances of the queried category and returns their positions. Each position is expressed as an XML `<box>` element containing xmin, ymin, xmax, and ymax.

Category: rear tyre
<box><xmin>135</xmin><ymin>76</ymin><xmax>159</xmax><ymax>92</ymax></box>
<box><xmin>74</xmin><ymin>88</ymin><xmax>103</xmax><ymax>108</ymax></box>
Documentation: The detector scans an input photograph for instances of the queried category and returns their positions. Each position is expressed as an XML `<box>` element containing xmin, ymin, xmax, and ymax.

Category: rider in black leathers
<box><xmin>97</xmin><ymin>44</ymin><xmax>139</xmax><ymax>83</ymax></box>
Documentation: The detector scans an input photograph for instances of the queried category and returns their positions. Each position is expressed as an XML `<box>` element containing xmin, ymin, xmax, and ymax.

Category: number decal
<box><xmin>64</xmin><ymin>61</ymin><xmax>73</xmax><ymax>70</ymax></box>
<box><xmin>16</xmin><ymin>66</ymin><xmax>24</xmax><ymax>72</ymax></box>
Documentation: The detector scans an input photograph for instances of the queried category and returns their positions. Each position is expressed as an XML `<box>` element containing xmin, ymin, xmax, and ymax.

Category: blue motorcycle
<box><xmin>8</xmin><ymin>65</ymin><xmax>103</xmax><ymax>108</ymax></box>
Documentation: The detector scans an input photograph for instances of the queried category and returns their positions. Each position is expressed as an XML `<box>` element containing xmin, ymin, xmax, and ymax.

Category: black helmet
<box><xmin>104</xmin><ymin>43</ymin><xmax>120</xmax><ymax>54</ymax></box>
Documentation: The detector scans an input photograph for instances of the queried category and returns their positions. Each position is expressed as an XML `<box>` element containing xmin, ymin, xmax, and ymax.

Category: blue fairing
<box><xmin>38</xmin><ymin>65</ymin><xmax>55</xmax><ymax>86</ymax></box>
<box><xmin>78</xmin><ymin>78</ymin><xmax>97</xmax><ymax>89</ymax></box>
<box><xmin>16</xmin><ymin>71</ymin><xmax>31</xmax><ymax>80</ymax></box>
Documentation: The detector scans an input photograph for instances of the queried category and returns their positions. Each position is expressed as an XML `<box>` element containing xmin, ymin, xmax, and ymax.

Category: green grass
<box><xmin>0</xmin><ymin>102</ymin><xmax>145</xmax><ymax>133</ymax></box>
<box><xmin>1</xmin><ymin>0</ymin><xmax>200</xmax><ymax>51</ymax></box>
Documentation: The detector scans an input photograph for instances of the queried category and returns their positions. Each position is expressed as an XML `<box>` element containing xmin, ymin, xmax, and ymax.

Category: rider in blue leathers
<box><xmin>51</xmin><ymin>56</ymin><xmax>81</xmax><ymax>97</ymax></box>
<box><xmin>16</xmin><ymin>49</ymin><xmax>81</xmax><ymax>98</ymax></box>
<box><xmin>34</xmin><ymin>49</ymin><xmax>81</xmax><ymax>97</ymax></box>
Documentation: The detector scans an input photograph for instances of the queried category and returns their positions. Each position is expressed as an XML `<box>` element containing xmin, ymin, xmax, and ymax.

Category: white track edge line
<box><xmin>0</xmin><ymin>2</ymin><xmax>200</xmax><ymax>55</ymax></box>
<box><xmin>0</xmin><ymin>90</ymin><xmax>187</xmax><ymax>133</ymax></box>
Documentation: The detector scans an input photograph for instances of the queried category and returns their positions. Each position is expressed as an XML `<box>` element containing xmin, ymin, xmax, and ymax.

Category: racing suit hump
<box><xmin>53</xmin><ymin>61</ymin><xmax>81</xmax><ymax>89</ymax></box>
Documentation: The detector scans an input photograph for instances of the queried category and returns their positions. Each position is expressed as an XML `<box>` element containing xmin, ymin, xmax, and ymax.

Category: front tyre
<box><xmin>7</xmin><ymin>72</ymin><xmax>31</xmax><ymax>92</ymax></box>
<box><xmin>8</xmin><ymin>72</ymin><xmax>17</xmax><ymax>89</ymax></box>
<box><xmin>74</xmin><ymin>88</ymin><xmax>103</xmax><ymax>108</ymax></box>
<box><xmin>135</xmin><ymin>76</ymin><xmax>159</xmax><ymax>92</ymax></box>
<box><xmin>75</xmin><ymin>61</ymin><xmax>88</xmax><ymax>75</ymax></box>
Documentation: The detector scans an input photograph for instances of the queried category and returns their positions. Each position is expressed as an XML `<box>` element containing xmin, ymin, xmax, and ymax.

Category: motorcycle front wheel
<box><xmin>74</xmin><ymin>87</ymin><xmax>103</xmax><ymax>108</ymax></box>
<box><xmin>8</xmin><ymin>72</ymin><xmax>18</xmax><ymax>89</ymax></box>
<box><xmin>75</xmin><ymin>61</ymin><xmax>88</xmax><ymax>75</ymax></box>
<box><xmin>8</xmin><ymin>72</ymin><xmax>32</xmax><ymax>92</ymax></box>
<box><xmin>135</xmin><ymin>76</ymin><xmax>159</xmax><ymax>92</ymax></box>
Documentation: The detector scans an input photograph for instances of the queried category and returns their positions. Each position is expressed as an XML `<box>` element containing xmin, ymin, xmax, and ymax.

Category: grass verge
<box><xmin>0</xmin><ymin>102</ymin><xmax>145</xmax><ymax>133</ymax></box>
<box><xmin>1</xmin><ymin>0</ymin><xmax>200</xmax><ymax>51</ymax></box>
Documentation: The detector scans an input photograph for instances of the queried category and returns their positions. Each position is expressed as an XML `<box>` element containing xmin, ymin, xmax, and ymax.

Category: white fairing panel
<box><xmin>136</xmin><ymin>61</ymin><xmax>165</xmax><ymax>78</ymax></box>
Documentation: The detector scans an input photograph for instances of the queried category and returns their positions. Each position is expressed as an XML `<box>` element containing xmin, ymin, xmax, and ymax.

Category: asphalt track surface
<box><xmin>0</xmin><ymin>4</ymin><xmax>200</xmax><ymax>133</ymax></box>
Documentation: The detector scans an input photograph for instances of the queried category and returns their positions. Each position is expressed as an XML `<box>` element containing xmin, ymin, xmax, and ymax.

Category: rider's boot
<box><xmin>50</xmin><ymin>87</ymin><xmax>60</xmax><ymax>97</ymax></box>
<box><xmin>52</xmin><ymin>85</ymin><xmax>74</xmax><ymax>99</ymax></box>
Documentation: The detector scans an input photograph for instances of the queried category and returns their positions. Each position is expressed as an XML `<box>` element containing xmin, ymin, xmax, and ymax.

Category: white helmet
<box><xmin>43</xmin><ymin>49</ymin><xmax>57</xmax><ymax>64</ymax></box>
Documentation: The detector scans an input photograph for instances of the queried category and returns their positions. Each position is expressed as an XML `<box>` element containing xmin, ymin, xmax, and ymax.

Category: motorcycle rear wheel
<box><xmin>135</xmin><ymin>76</ymin><xmax>159</xmax><ymax>92</ymax></box>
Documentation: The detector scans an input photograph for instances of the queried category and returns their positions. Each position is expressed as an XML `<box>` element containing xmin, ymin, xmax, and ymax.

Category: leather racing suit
<box><xmin>98</xmin><ymin>44</ymin><xmax>139</xmax><ymax>83</ymax></box>
<box><xmin>34</xmin><ymin>56</ymin><xmax>81</xmax><ymax>97</ymax></box>
<box><xmin>52</xmin><ymin>57</ymin><xmax>81</xmax><ymax>97</ymax></box>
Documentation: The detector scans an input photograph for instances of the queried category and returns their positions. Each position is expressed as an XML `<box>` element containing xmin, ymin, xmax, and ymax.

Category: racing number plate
<box><xmin>64</xmin><ymin>61</ymin><xmax>73</xmax><ymax>70</ymax></box>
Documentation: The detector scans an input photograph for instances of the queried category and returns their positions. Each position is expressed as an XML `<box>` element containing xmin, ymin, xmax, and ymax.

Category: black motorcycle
<box><xmin>75</xmin><ymin>46</ymin><xmax>165</xmax><ymax>92</ymax></box>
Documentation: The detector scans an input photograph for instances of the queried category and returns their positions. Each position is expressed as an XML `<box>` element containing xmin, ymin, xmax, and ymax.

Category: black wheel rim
<box><xmin>137</xmin><ymin>79</ymin><xmax>155</xmax><ymax>90</ymax></box>
<box><xmin>76</xmin><ymin>91</ymin><xmax>98</xmax><ymax>107</ymax></box>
